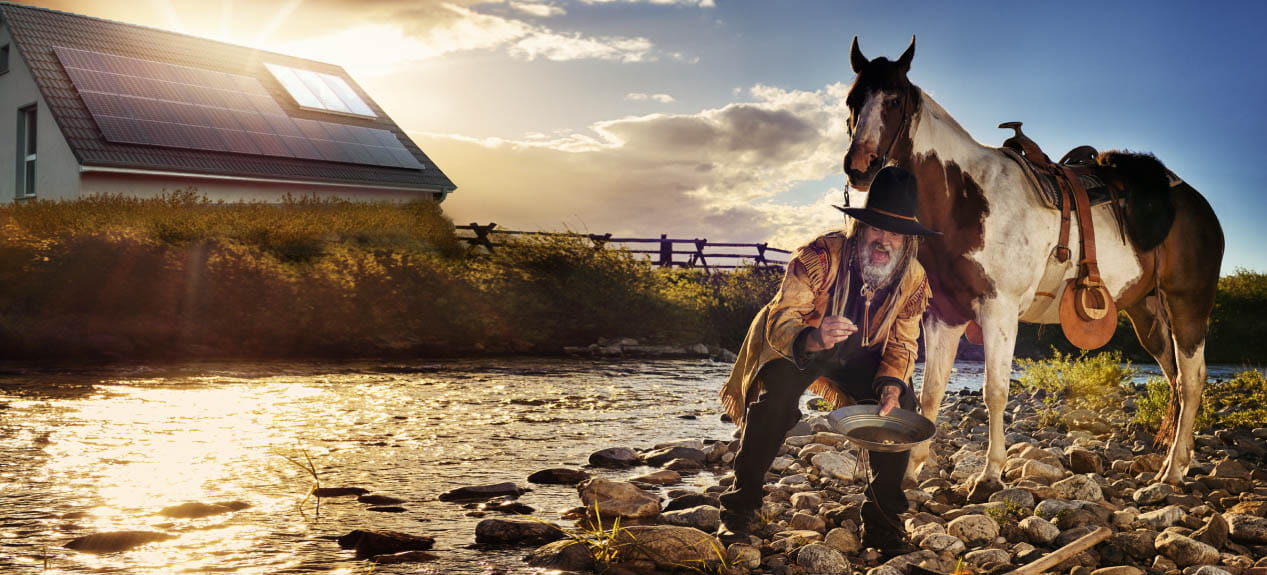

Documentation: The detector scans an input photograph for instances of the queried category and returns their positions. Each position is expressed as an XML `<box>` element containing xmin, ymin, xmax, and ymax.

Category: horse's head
<box><xmin>844</xmin><ymin>36</ymin><xmax>918</xmax><ymax>191</ymax></box>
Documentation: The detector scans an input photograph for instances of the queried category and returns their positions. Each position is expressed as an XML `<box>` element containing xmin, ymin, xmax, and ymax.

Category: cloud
<box><xmin>424</xmin><ymin>82</ymin><xmax>855</xmax><ymax>251</ymax></box>
<box><xmin>510</xmin><ymin>29</ymin><xmax>654</xmax><ymax>62</ymax></box>
<box><xmin>578</xmin><ymin>0</ymin><xmax>716</xmax><ymax>6</ymax></box>
<box><xmin>625</xmin><ymin>92</ymin><xmax>676</xmax><ymax>103</ymax></box>
<box><xmin>507</xmin><ymin>1</ymin><xmax>566</xmax><ymax>17</ymax></box>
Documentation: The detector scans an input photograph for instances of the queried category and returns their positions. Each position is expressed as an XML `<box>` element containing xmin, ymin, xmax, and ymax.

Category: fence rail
<box><xmin>455</xmin><ymin>223</ymin><xmax>790</xmax><ymax>271</ymax></box>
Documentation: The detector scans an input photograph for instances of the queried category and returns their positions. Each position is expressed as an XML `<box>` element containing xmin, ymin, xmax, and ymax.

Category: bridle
<box><xmin>843</xmin><ymin>86</ymin><xmax>914</xmax><ymax>208</ymax></box>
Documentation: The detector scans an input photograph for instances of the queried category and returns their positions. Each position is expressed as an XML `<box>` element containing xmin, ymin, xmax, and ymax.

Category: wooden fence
<box><xmin>456</xmin><ymin>223</ymin><xmax>790</xmax><ymax>271</ymax></box>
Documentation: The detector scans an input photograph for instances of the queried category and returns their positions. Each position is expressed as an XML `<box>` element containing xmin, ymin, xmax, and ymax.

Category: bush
<box><xmin>1015</xmin><ymin>349</ymin><xmax>1136</xmax><ymax>412</ymax></box>
<box><xmin>1135</xmin><ymin>369</ymin><xmax>1267</xmax><ymax>432</ymax></box>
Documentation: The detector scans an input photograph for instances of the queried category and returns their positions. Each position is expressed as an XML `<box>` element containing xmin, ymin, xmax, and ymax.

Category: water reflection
<box><xmin>0</xmin><ymin>358</ymin><xmax>1253</xmax><ymax>573</ymax></box>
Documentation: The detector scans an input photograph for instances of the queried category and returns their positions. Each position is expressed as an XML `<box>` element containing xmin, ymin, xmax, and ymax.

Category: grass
<box><xmin>1135</xmin><ymin>369</ymin><xmax>1267</xmax><ymax>432</ymax></box>
<box><xmin>277</xmin><ymin>449</ymin><xmax>322</xmax><ymax>518</ymax></box>
<box><xmin>1015</xmin><ymin>349</ymin><xmax>1136</xmax><ymax>414</ymax></box>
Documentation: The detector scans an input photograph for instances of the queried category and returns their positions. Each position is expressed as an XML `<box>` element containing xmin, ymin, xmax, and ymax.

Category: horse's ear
<box><xmin>850</xmin><ymin>36</ymin><xmax>868</xmax><ymax>73</ymax></box>
<box><xmin>896</xmin><ymin>35</ymin><xmax>915</xmax><ymax>73</ymax></box>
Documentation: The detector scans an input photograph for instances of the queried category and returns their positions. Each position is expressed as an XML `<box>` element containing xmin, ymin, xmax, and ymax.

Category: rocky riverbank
<box><xmin>446</xmin><ymin>387</ymin><xmax>1267</xmax><ymax>574</ymax></box>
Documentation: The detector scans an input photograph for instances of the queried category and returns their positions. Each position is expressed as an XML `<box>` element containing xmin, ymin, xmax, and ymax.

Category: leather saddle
<box><xmin>998</xmin><ymin>122</ymin><xmax>1118</xmax><ymax>350</ymax></box>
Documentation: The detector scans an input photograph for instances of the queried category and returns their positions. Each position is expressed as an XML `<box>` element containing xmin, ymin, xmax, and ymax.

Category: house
<box><xmin>0</xmin><ymin>2</ymin><xmax>455</xmax><ymax>203</ymax></box>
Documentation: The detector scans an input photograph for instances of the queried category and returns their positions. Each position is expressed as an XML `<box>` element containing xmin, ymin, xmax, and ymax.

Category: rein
<box><xmin>844</xmin><ymin>86</ymin><xmax>915</xmax><ymax>209</ymax></box>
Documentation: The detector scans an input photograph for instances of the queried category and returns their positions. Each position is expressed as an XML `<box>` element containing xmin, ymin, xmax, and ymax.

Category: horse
<box><xmin>842</xmin><ymin>37</ymin><xmax>1224</xmax><ymax>494</ymax></box>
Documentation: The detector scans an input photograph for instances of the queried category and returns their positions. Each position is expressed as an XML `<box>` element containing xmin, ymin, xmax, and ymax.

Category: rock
<box><xmin>727</xmin><ymin>543</ymin><xmax>761</xmax><ymax>569</ymax></box>
<box><xmin>525</xmin><ymin>539</ymin><xmax>597</xmax><ymax>572</ymax></box>
<box><xmin>643</xmin><ymin>446</ymin><xmax>707</xmax><ymax>467</ymax></box>
<box><xmin>64</xmin><ymin>531</ymin><xmax>174</xmax><ymax>553</ymax></box>
<box><xmin>475</xmin><ymin>519</ymin><xmax>564</xmax><ymax>546</ymax></box>
<box><xmin>1155</xmin><ymin>531</ymin><xmax>1220</xmax><ymax>567</ymax></box>
<box><xmin>824</xmin><ymin>527</ymin><xmax>862</xmax><ymax>554</ymax></box>
<box><xmin>771</xmin><ymin>456</ymin><xmax>796</xmax><ymax>473</ymax></box>
<box><xmin>438</xmin><ymin>482</ymin><xmax>525</xmax><ymax>502</ymax></box>
<box><xmin>791</xmin><ymin>492</ymin><xmax>823</xmax><ymax>510</ymax></box>
<box><xmin>1091</xmin><ymin>567</ymin><xmax>1144</xmax><ymax>575</ymax></box>
<box><xmin>1192</xmin><ymin>567</ymin><xmax>1232</xmax><ymax>575</ymax></box>
<box><xmin>660</xmin><ymin>506</ymin><xmax>721</xmax><ymax>532</ymax></box>
<box><xmin>357</xmin><ymin>494</ymin><xmax>406</xmax><ymax>505</ymax></box>
<box><xmin>1053</xmin><ymin>475</ymin><xmax>1103</xmax><ymax>501</ymax></box>
<box><xmin>589</xmin><ymin>447</ymin><xmax>640</xmax><ymax>468</ymax></box>
<box><xmin>468</xmin><ymin>497</ymin><xmax>532</xmax><ymax>514</ymax></box>
<box><xmin>811</xmin><ymin>452</ymin><xmax>865</xmax><ymax>481</ymax></box>
<box><xmin>867</xmin><ymin>567</ymin><xmax>904</xmax><ymax>575</ymax></box>
<box><xmin>1191</xmin><ymin>512</ymin><xmax>1229</xmax><ymax>550</ymax></box>
<box><xmin>948</xmin><ymin>514</ymin><xmax>999</xmax><ymax>547</ymax></box>
<box><xmin>951</xmin><ymin>452</ymin><xmax>988</xmax><ymax>482</ymax></box>
<box><xmin>1225</xmin><ymin>501</ymin><xmax>1267</xmax><ymax>517</ymax></box>
<box><xmin>157</xmin><ymin>501</ymin><xmax>250</xmax><ymax>518</ymax></box>
<box><xmin>665</xmin><ymin>458</ymin><xmax>705</xmax><ymax>472</ymax></box>
<box><xmin>528</xmin><ymin>468</ymin><xmax>590</xmax><ymax>485</ymax></box>
<box><xmin>369</xmin><ymin>506</ymin><xmax>407</xmax><ymax>513</ymax></box>
<box><xmin>1131</xmin><ymin>453</ymin><xmax>1165</xmax><ymax>474</ymax></box>
<box><xmin>665</xmin><ymin>493</ymin><xmax>719</xmax><ymax>512</ymax></box>
<box><xmin>1112</xmin><ymin>507</ymin><xmax>1141</xmax><ymax>528</ymax></box>
<box><xmin>920</xmin><ymin>533</ymin><xmax>966</xmax><ymax>554</ymax></box>
<box><xmin>630</xmin><ymin>470</ymin><xmax>681</xmax><ymax>485</ymax></box>
<box><xmin>312</xmin><ymin>487</ymin><xmax>370</xmax><ymax>497</ymax></box>
<box><xmin>1109</xmin><ymin>530</ymin><xmax>1157</xmax><ymax>560</ymax></box>
<box><xmin>965</xmin><ymin>548</ymin><xmax>1011</xmax><ymax>567</ymax></box>
<box><xmin>578</xmin><ymin>478</ymin><xmax>660</xmax><ymax>519</ymax></box>
<box><xmin>989</xmin><ymin>488</ymin><xmax>1036</xmax><ymax>510</ymax></box>
<box><xmin>1133</xmin><ymin>483</ymin><xmax>1176</xmax><ymax>505</ymax></box>
<box><xmin>789</xmin><ymin>511</ymin><xmax>826</xmax><ymax>532</ymax></box>
<box><xmin>337</xmin><ymin>530</ymin><xmax>435</xmax><ymax>558</ymax></box>
<box><xmin>1068</xmin><ymin>448</ymin><xmax>1105</xmax><ymax>475</ymax></box>
<box><xmin>1226</xmin><ymin>513</ymin><xmax>1267</xmax><ymax>544</ymax></box>
<box><xmin>1137</xmin><ymin>505</ymin><xmax>1186</xmax><ymax>530</ymax></box>
<box><xmin>612</xmin><ymin>526</ymin><xmax>724</xmax><ymax>570</ymax></box>
<box><xmin>1020</xmin><ymin>459</ymin><xmax>1066</xmax><ymax>482</ymax></box>
<box><xmin>1034</xmin><ymin>499</ymin><xmax>1080</xmax><ymax>521</ymax></box>
<box><xmin>797</xmin><ymin>543</ymin><xmax>850</xmax><ymax>575</ymax></box>
<box><xmin>1211</xmin><ymin>459</ymin><xmax>1251</xmax><ymax>479</ymax></box>
<box><xmin>1019</xmin><ymin>516</ymin><xmax>1060</xmax><ymax>546</ymax></box>
<box><xmin>368</xmin><ymin>550</ymin><xmax>439</xmax><ymax>564</ymax></box>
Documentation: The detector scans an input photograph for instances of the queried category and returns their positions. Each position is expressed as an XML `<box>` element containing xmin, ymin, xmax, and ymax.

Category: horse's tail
<box><xmin>1096</xmin><ymin>150</ymin><xmax>1176</xmax><ymax>252</ymax></box>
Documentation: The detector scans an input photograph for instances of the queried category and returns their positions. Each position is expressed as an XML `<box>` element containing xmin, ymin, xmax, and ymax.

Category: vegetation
<box><xmin>1015</xmin><ymin>349</ymin><xmax>1136</xmax><ymax>412</ymax></box>
<box><xmin>1134</xmin><ymin>369</ymin><xmax>1267</xmax><ymax>432</ymax></box>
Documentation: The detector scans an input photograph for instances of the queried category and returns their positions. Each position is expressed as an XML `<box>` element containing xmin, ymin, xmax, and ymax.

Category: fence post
<box><xmin>469</xmin><ymin>222</ymin><xmax>498</xmax><ymax>252</ymax></box>
<box><xmin>589</xmin><ymin>233</ymin><xmax>612</xmax><ymax>249</ymax></box>
<box><xmin>756</xmin><ymin>242</ymin><xmax>768</xmax><ymax>265</ymax></box>
<box><xmin>658</xmin><ymin>234</ymin><xmax>672</xmax><ymax>267</ymax></box>
<box><xmin>693</xmin><ymin>239</ymin><xmax>709</xmax><ymax>273</ymax></box>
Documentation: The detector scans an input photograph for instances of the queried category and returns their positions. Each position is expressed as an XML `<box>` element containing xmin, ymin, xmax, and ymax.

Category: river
<box><xmin>0</xmin><ymin>358</ymin><xmax>1249</xmax><ymax>574</ymax></box>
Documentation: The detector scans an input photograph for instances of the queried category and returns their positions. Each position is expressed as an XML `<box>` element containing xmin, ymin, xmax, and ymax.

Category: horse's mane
<box><xmin>1096</xmin><ymin>150</ymin><xmax>1176</xmax><ymax>252</ymax></box>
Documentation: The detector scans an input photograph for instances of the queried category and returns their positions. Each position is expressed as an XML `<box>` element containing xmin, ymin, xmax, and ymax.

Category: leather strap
<box><xmin>1064</xmin><ymin>166</ymin><xmax>1101</xmax><ymax>285</ymax></box>
<box><xmin>1056</xmin><ymin>177</ymin><xmax>1072</xmax><ymax>263</ymax></box>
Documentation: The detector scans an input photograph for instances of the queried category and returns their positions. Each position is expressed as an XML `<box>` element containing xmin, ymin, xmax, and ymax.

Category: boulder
<box><xmin>629</xmin><ymin>470</ymin><xmax>681</xmax><ymax>485</ymax></box>
<box><xmin>438</xmin><ymin>482</ymin><xmax>525</xmax><ymax>502</ymax></box>
<box><xmin>1034</xmin><ymin>499</ymin><xmax>1080</xmax><ymax>521</ymax></box>
<box><xmin>920</xmin><ymin>533</ymin><xmax>966</xmax><ymax>554</ymax></box>
<box><xmin>528</xmin><ymin>468</ymin><xmax>590</xmax><ymax>485</ymax></box>
<box><xmin>337</xmin><ymin>530</ymin><xmax>435</xmax><ymax>558</ymax></box>
<box><xmin>589</xmin><ymin>447</ymin><xmax>640</xmax><ymax>468</ymax></box>
<box><xmin>525</xmin><ymin>539</ymin><xmax>597</xmax><ymax>572</ymax></box>
<box><xmin>1109</xmin><ymin>530</ymin><xmax>1156</xmax><ymax>560</ymax></box>
<box><xmin>1019</xmin><ymin>516</ymin><xmax>1060</xmax><ymax>546</ymax></box>
<box><xmin>1154</xmin><ymin>531</ymin><xmax>1220</xmax><ymax>567</ymax></box>
<box><xmin>64</xmin><ymin>531</ymin><xmax>174</xmax><ymax>553</ymax></box>
<box><xmin>811</xmin><ymin>451</ymin><xmax>865</xmax><ymax>481</ymax></box>
<box><xmin>1191</xmin><ymin>512</ymin><xmax>1229</xmax><ymax>550</ymax></box>
<box><xmin>797</xmin><ymin>543</ymin><xmax>850</xmax><ymax>575</ymax></box>
<box><xmin>1053</xmin><ymin>475</ymin><xmax>1103</xmax><ymax>501</ymax></box>
<box><xmin>643</xmin><ymin>446</ymin><xmax>707</xmax><ymax>467</ymax></box>
<box><xmin>726</xmin><ymin>543</ymin><xmax>762</xmax><ymax>569</ymax></box>
<box><xmin>578</xmin><ymin>478</ymin><xmax>660</xmax><ymax>519</ymax></box>
<box><xmin>1211</xmin><ymin>458</ymin><xmax>1251</xmax><ymax>478</ymax></box>
<box><xmin>611</xmin><ymin>525</ymin><xmax>724</xmax><ymax>570</ymax></box>
<box><xmin>312</xmin><ymin>487</ymin><xmax>369</xmax><ymax>497</ymax></box>
<box><xmin>1136</xmin><ymin>505</ymin><xmax>1185</xmax><ymax>530</ymax></box>
<box><xmin>660</xmin><ymin>505</ymin><xmax>720</xmax><ymax>533</ymax></box>
<box><xmin>947</xmin><ymin>514</ymin><xmax>999</xmax><ymax>547</ymax></box>
<box><xmin>791</xmin><ymin>491</ymin><xmax>823</xmax><ymax>510</ymax></box>
<box><xmin>1132</xmin><ymin>483</ymin><xmax>1175</xmax><ymax>505</ymax></box>
<box><xmin>965</xmin><ymin>548</ymin><xmax>1011</xmax><ymax>567</ymax></box>
<box><xmin>789</xmin><ymin>511</ymin><xmax>826</xmax><ymax>532</ymax></box>
<box><xmin>1068</xmin><ymin>448</ymin><xmax>1104</xmax><ymax>475</ymax></box>
<box><xmin>989</xmin><ymin>488</ymin><xmax>1036</xmax><ymax>510</ymax></box>
<box><xmin>824</xmin><ymin>527</ymin><xmax>862</xmax><ymax>554</ymax></box>
<box><xmin>157</xmin><ymin>501</ymin><xmax>250</xmax><ymax>518</ymax></box>
<box><xmin>1225</xmin><ymin>513</ymin><xmax>1267</xmax><ymax>544</ymax></box>
<box><xmin>474</xmin><ymin>519</ymin><xmax>564</xmax><ymax>546</ymax></box>
<box><xmin>1091</xmin><ymin>566</ymin><xmax>1144</xmax><ymax>575</ymax></box>
<box><xmin>951</xmin><ymin>452</ymin><xmax>988</xmax><ymax>482</ymax></box>
<box><xmin>664</xmin><ymin>493</ymin><xmax>719</xmax><ymax>512</ymax></box>
<box><xmin>357</xmin><ymin>495</ymin><xmax>406</xmax><ymax>505</ymax></box>
<box><xmin>1020</xmin><ymin>460</ymin><xmax>1066</xmax><ymax>482</ymax></box>
<box><xmin>367</xmin><ymin>550</ymin><xmax>438</xmax><ymax>564</ymax></box>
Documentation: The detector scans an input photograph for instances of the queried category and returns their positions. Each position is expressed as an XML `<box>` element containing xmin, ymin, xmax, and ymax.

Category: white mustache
<box><xmin>869</xmin><ymin>242</ymin><xmax>891</xmax><ymax>254</ymax></box>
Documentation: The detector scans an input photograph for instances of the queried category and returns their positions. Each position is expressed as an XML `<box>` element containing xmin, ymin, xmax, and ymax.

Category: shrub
<box><xmin>1015</xmin><ymin>349</ymin><xmax>1136</xmax><ymax>412</ymax></box>
<box><xmin>1135</xmin><ymin>369</ymin><xmax>1267</xmax><ymax>432</ymax></box>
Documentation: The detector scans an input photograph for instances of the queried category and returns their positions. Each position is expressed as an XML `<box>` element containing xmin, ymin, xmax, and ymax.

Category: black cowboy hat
<box><xmin>838</xmin><ymin>166</ymin><xmax>941</xmax><ymax>236</ymax></box>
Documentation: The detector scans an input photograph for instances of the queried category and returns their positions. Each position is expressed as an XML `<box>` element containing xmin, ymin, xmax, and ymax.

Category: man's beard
<box><xmin>859</xmin><ymin>240</ymin><xmax>901</xmax><ymax>288</ymax></box>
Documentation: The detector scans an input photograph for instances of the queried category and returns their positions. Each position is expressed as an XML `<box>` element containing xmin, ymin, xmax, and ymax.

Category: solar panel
<box><xmin>54</xmin><ymin>46</ymin><xmax>424</xmax><ymax>170</ymax></box>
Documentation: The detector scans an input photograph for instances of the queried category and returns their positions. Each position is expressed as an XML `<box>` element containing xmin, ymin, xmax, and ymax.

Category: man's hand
<box><xmin>878</xmin><ymin>384</ymin><xmax>902</xmax><ymax>416</ymax></box>
<box><xmin>805</xmin><ymin>316</ymin><xmax>857</xmax><ymax>352</ymax></box>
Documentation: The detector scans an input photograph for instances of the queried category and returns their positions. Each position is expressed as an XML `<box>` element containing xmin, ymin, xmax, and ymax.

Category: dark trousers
<box><xmin>721</xmin><ymin>356</ymin><xmax>916</xmax><ymax>542</ymax></box>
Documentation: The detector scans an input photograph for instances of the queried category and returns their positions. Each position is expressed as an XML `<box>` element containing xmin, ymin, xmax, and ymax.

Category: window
<box><xmin>1</xmin><ymin>44</ymin><xmax>9</xmax><ymax>75</ymax></box>
<box><xmin>16</xmin><ymin>105</ymin><xmax>36</xmax><ymax>198</ymax></box>
<box><xmin>264</xmin><ymin>63</ymin><xmax>375</xmax><ymax>118</ymax></box>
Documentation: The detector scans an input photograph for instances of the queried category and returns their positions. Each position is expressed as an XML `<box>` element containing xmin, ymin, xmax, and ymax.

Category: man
<box><xmin>717</xmin><ymin>166</ymin><xmax>939</xmax><ymax>556</ymax></box>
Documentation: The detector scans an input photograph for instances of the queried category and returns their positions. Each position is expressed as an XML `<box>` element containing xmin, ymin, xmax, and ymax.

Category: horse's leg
<box><xmin>1153</xmin><ymin>287</ymin><xmax>1214</xmax><ymax>484</ymax></box>
<box><xmin>969</xmin><ymin>298</ymin><xmax>1020</xmax><ymax>500</ymax></box>
<box><xmin>1123</xmin><ymin>295</ymin><xmax>1179</xmax><ymax>390</ymax></box>
<box><xmin>906</xmin><ymin>315</ymin><xmax>966</xmax><ymax>485</ymax></box>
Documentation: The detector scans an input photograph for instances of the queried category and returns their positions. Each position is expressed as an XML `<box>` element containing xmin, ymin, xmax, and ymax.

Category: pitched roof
<box><xmin>0</xmin><ymin>1</ymin><xmax>455</xmax><ymax>192</ymax></box>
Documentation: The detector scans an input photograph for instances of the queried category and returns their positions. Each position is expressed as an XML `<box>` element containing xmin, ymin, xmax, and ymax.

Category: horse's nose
<box><xmin>844</xmin><ymin>149</ymin><xmax>878</xmax><ymax>175</ymax></box>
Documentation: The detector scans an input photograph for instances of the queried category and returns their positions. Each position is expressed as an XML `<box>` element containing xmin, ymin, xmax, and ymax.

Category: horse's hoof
<box><xmin>967</xmin><ymin>475</ymin><xmax>1004</xmax><ymax>503</ymax></box>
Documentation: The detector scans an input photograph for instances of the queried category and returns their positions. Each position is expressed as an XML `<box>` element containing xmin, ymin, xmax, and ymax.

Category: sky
<box><xmin>17</xmin><ymin>0</ymin><xmax>1267</xmax><ymax>273</ymax></box>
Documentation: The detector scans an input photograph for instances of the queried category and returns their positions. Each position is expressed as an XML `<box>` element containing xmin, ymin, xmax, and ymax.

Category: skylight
<box><xmin>265</xmin><ymin>63</ymin><xmax>375</xmax><ymax>118</ymax></box>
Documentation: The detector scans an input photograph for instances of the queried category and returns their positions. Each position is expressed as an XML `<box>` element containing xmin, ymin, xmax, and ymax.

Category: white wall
<box><xmin>81</xmin><ymin>171</ymin><xmax>442</xmax><ymax>203</ymax></box>
<box><xmin>0</xmin><ymin>23</ymin><xmax>82</xmax><ymax>202</ymax></box>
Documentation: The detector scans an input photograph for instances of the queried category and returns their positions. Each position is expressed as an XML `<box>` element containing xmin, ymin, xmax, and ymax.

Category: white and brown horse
<box><xmin>843</xmin><ymin>37</ymin><xmax>1224</xmax><ymax>491</ymax></box>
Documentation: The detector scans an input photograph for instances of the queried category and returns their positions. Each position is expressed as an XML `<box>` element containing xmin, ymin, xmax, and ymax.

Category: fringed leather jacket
<box><xmin>719</xmin><ymin>231</ymin><xmax>932</xmax><ymax>424</ymax></box>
